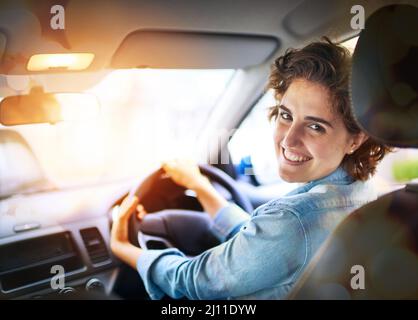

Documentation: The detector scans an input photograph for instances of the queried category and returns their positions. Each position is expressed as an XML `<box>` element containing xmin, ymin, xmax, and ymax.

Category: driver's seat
<box><xmin>289</xmin><ymin>4</ymin><xmax>418</xmax><ymax>299</ymax></box>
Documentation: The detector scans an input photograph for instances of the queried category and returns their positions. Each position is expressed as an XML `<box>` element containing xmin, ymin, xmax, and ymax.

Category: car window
<box><xmin>228</xmin><ymin>89</ymin><xmax>281</xmax><ymax>185</ymax></box>
<box><xmin>0</xmin><ymin>69</ymin><xmax>235</xmax><ymax>196</ymax></box>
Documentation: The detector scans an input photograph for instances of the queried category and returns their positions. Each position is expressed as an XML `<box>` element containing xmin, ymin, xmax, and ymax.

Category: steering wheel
<box><xmin>127</xmin><ymin>164</ymin><xmax>253</xmax><ymax>256</ymax></box>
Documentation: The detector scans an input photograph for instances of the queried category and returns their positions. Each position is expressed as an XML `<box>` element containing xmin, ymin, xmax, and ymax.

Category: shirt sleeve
<box><xmin>136</xmin><ymin>207</ymin><xmax>307</xmax><ymax>300</ymax></box>
<box><xmin>210</xmin><ymin>203</ymin><xmax>251</xmax><ymax>242</ymax></box>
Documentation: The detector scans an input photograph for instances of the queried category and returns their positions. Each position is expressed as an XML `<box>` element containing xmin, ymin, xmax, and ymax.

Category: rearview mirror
<box><xmin>0</xmin><ymin>87</ymin><xmax>100</xmax><ymax>126</ymax></box>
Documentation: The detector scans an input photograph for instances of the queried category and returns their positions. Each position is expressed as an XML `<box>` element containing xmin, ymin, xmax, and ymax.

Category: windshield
<box><xmin>0</xmin><ymin>69</ymin><xmax>235</xmax><ymax>197</ymax></box>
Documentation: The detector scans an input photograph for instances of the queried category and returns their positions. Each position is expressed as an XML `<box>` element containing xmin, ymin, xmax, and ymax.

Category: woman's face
<box><xmin>273</xmin><ymin>79</ymin><xmax>361</xmax><ymax>183</ymax></box>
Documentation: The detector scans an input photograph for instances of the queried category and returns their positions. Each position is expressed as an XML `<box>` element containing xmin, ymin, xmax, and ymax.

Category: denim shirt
<box><xmin>136</xmin><ymin>167</ymin><xmax>377</xmax><ymax>300</ymax></box>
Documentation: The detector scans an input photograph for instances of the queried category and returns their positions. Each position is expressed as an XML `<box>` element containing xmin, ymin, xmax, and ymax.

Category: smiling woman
<box><xmin>268</xmin><ymin>38</ymin><xmax>392</xmax><ymax>182</ymax></box>
<box><xmin>110</xmin><ymin>38</ymin><xmax>393</xmax><ymax>300</ymax></box>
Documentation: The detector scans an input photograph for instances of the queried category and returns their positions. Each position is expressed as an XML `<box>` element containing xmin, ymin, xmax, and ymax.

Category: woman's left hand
<box><xmin>110</xmin><ymin>195</ymin><xmax>143</xmax><ymax>269</ymax></box>
<box><xmin>111</xmin><ymin>195</ymin><xmax>138</xmax><ymax>244</ymax></box>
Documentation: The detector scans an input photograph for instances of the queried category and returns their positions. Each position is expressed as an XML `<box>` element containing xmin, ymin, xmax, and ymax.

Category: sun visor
<box><xmin>283</xmin><ymin>0</ymin><xmax>348</xmax><ymax>38</ymax></box>
<box><xmin>351</xmin><ymin>4</ymin><xmax>418</xmax><ymax>148</ymax></box>
<box><xmin>111</xmin><ymin>30</ymin><xmax>279</xmax><ymax>69</ymax></box>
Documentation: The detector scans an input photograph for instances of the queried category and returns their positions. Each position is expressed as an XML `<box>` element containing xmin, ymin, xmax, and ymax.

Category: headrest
<box><xmin>351</xmin><ymin>4</ymin><xmax>418</xmax><ymax>147</ymax></box>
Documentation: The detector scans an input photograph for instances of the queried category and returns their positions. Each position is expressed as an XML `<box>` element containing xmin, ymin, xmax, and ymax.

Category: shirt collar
<box><xmin>285</xmin><ymin>166</ymin><xmax>354</xmax><ymax>196</ymax></box>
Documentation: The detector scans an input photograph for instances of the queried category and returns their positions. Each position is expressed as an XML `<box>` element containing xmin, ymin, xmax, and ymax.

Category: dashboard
<box><xmin>0</xmin><ymin>181</ymin><xmax>131</xmax><ymax>300</ymax></box>
<box><xmin>0</xmin><ymin>215</ymin><xmax>119</xmax><ymax>299</ymax></box>
<box><xmin>0</xmin><ymin>173</ymin><xmax>234</xmax><ymax>299</ymax></box>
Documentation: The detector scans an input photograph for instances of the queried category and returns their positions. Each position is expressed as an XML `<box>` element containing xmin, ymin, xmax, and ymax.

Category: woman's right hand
<box><xmin>162</xmin><ymin>159</ymin><xmax>228</xmax><ymax>217</ymax></box>
<box><xmin>162</xmin><ymin>159</ymin><xmax>209</xmax><ymax>191</ymax></box>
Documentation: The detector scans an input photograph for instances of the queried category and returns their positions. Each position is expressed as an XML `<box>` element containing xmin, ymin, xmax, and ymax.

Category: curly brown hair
<box><xmin>268</xmin><ymin>37</ymin><xmax>392</xmax><ymax>181</ymax></box>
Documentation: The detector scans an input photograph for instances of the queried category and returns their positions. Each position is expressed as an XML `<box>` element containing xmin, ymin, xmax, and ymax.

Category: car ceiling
<box><xmin>0</xmin><ymin>0</ymin><xmax>413</xmax><ymax>136</ymax></box>
<box><xmin>0</xmin><ymin>0</ymin><xmax>406</xmax><ymax>75</ymax></box>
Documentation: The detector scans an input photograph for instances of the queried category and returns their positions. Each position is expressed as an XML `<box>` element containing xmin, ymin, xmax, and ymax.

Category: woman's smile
<box><xmin>281</xmin><ymin>147</ymin><xmax>312</xmax><ymax>166</ymax></box>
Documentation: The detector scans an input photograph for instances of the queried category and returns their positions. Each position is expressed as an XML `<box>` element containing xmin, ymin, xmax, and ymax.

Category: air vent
<box><xmin>79</xmin><ymin>227</ymin><xmax>110</xmax><ymax>265</ymax></box>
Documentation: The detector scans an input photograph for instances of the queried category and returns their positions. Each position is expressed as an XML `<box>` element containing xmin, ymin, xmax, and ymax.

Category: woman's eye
<box><xmin>309</xmin><ymin>123</ymin><xmax>325</xmax><ymax>133</ymax></box>
<box><xmin>279</xmin><ymin>111</ymin><xmax>292</xmax><ymax>121</ymax></box>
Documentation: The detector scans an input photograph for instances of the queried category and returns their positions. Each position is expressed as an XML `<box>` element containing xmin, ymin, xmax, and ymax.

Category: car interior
<box><xmin>0</xmin><ymin>0</ymin><xmax>417</xmax><ymax>300</ymax></box>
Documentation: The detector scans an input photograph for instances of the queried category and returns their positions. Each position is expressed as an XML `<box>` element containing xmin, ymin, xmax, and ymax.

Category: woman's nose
<box><xmin>281</xmin><ymin>125</ymin><xmax>302</xmax><ymax>149</ymax></box>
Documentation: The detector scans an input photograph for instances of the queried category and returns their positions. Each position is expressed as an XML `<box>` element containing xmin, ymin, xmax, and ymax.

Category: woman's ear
<box><xmin>347</xmin><ymin>132</ymin><xmax>368</xmax><ymax>155</ymax></box>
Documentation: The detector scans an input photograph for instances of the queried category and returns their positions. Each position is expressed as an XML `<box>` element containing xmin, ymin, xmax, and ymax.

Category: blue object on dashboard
<box><xmin>237</xmin><ymin>155</ymin><xmax>253</xmax><ymax>175</ymax></box>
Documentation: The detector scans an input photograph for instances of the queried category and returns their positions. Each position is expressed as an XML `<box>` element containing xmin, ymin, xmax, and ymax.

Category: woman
<box><xmin>110</xmin><ymin>38</ymin><xmax>392</xmax><ymax>299</ymax></box>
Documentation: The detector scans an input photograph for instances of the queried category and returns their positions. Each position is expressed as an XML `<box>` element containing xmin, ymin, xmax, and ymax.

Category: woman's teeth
<box><xmin>283</xmin><ymin>149</ymin><xmax>311</xmax><ymax>162</ymax></box>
